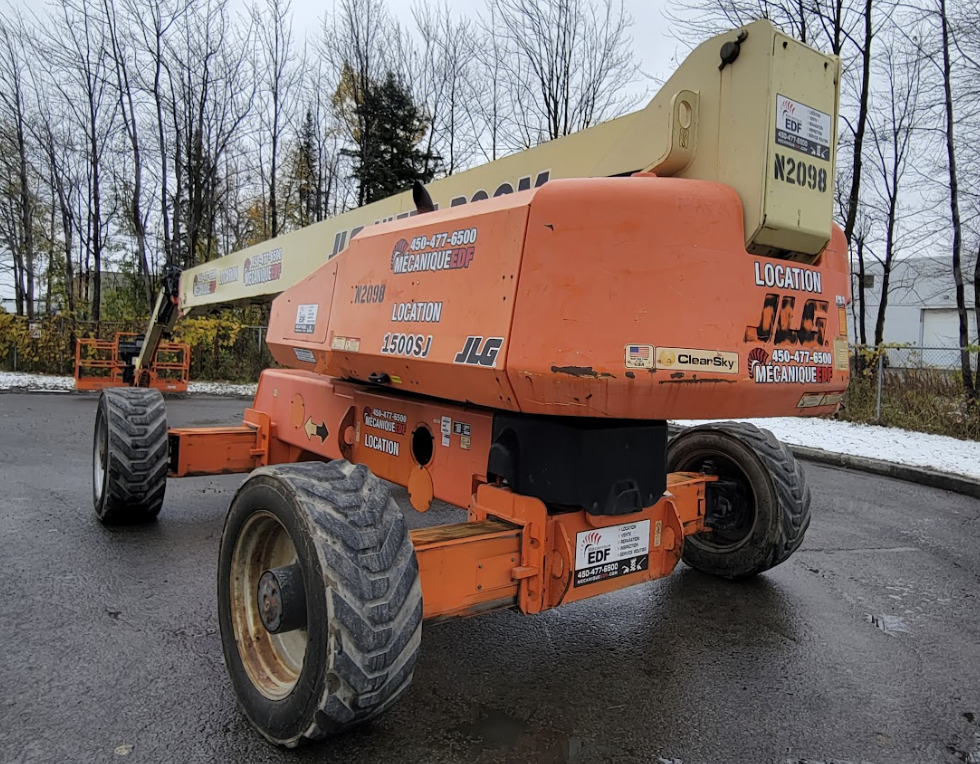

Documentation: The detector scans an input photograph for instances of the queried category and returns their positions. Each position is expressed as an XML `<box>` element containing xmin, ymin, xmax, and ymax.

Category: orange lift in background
<box><xmin>75</xmin><ymin>333</ymin><xmax>190</xmax><ymax>393</ymax></box>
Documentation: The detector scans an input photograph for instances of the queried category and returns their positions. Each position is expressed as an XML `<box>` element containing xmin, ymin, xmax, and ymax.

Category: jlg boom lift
<box><xmin>91</xmin><ymin>21</ymin><xmax>850</xmax><ymax>747</ymax></box>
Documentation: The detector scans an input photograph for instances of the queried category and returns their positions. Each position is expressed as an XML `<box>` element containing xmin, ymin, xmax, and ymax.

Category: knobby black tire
<box><xmin>93</xmin><ymin>388</ymin><xmax>169</xmax><ymax>524</ymax></box>
<box><xmin>218</xmin><ymin>461</ymin><xmax>423</xmax><ymax>748</ymax></box>
<box><xmin>667</xmin><ymin>421</ymin><xmax>811</xmax><ymax>579</ymax></box>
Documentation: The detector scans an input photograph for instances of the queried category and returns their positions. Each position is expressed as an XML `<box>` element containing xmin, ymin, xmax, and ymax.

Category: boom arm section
<box><xmin>131</xmin><ymin>265</ymin><xmax>181</xmax><ymax>383</ymax></box>
<box><xmin>177</xmin><ymin>19</ymin><xmax>839</xmax><ymax>317</ymax></box>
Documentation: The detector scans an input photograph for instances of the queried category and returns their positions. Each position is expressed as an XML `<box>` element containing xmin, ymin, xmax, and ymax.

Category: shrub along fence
<box><xmin>842</xmin><ymin>344</ymin><xmax>980</xmax><ymax>441</ymax></box>
<box><xmin>0</xmin><ymin>313</ymin><xmax>276</xmax><ymax>383</ymax></box>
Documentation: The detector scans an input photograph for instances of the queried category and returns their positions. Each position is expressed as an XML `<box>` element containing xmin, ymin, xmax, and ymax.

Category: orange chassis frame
<box><xmin>169</xmin><ymin>369</ymin><xmax>713</xmax><ymax>621</ymax></box>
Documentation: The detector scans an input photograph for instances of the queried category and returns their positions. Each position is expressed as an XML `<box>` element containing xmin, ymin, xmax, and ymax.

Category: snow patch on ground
<box><xmin>187</xmin><ymin>381</ymin><xmax>256</xmax><ymax>397</ymax></box>
<box><xmin>1</xmin><ymin>371</ymin><xmax>977</xmax><ymax>480</ymax></box>
<box><xmin>0</xmin><ymin>371</ymin><xmax>255</xmax><ymax>397</ymax></box>
<box><xmin>673</xmin><ymin>417</ymin><xmax>980</xmax><ymax>481</ymax></box>
<box><xmin>0</xmin><ymin>372</ymin><xmax>76</xmax><ymax>391</ymax></box>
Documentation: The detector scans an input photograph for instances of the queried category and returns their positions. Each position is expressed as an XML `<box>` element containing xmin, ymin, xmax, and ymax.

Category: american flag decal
<box><xmin>625</xmin><ymin>344</ymin><xmax>654</xmax><ymax>369</ymax></box>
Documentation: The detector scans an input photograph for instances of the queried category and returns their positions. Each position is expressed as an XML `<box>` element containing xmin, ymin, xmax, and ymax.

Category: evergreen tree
<box><xmin>342</xmin><ymin>71</ymin><xmax>439</xmax><ymax>205</ymax></box>
<box><xmin>293</xmin><ymin>109</ymin><xmax>319</xmax><ymax>228</ymax></box>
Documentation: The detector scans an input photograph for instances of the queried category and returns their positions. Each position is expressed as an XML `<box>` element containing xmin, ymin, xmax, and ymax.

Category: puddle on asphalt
<box><xmin>865</xmin><ymin>613</ymin><xmax>910</xmax><ymax>636</ymax></box>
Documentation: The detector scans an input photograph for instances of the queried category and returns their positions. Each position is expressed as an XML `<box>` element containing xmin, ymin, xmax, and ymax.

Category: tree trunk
<box><xmin>974</xmin><ymin>238</ymin><xmax>980</xmax><ymax>393</ymax></box>
<box><xmin>855</xmin><ymin>235</ymin><xmax>867</xmax><ymax>346</ymax></box>
<box><xmin>842</xmin><ymin>0</ymin><xmax>873</xmax><ymax>247</ymax></box>
<box><xmin>939</xmin><ymin>0</ymin><xmax>976</xmax><ymax>405</ymax></box>
<box><xmin>16</xmin><ymin>119</ymin><xmax>34</xmax><ymax>320</ymax></box>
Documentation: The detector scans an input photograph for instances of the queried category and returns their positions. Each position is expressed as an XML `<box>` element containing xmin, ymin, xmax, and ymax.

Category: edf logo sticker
<box><xmin>581</xmin><ymin>531</ymin><xmax>610</xmax><ymax>565</ymax></box>
<box><xmin>781</xmin><ymin>99</ymin><xmax>800</xmax><ymax>133</ymax></box>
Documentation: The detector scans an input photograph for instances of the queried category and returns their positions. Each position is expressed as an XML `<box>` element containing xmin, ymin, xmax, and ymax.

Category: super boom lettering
<box><xmin>330</xmin><ymin>170</ymin><xmax>550</xmax><ymax>257</ymax></box>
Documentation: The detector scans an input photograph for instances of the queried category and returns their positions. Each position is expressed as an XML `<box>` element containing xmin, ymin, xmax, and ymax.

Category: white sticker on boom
<box><xmin>293</xmin><ymin>347</ymin><xmax>315</xmax><ymax>364</ymax></box>
<box><xmin>574</xmin><ymin>520</ymin><xmax>651</xmax><ymax>588</ymax></box>
<box><xmin>775</xmin><ymin>94</ymin><xmax>831</xmax><ymax>161</ymax></box>
<box><xmin>294</xmin><ymin>303</ymin><xmax>319</xmax><ymax>334</ymax></box>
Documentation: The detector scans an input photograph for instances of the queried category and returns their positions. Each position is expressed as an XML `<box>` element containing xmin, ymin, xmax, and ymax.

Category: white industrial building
<box><xmin>850</xmin><ymin>255</ymin><xmax>978</xmax><ymax>367</ymax></box>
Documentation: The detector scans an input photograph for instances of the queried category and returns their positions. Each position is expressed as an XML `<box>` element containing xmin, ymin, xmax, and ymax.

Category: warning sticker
<box><xmin>574</xmin><ymin>520</ymin><xmax>650</xmax><ymax>588</ymax></box>
<box><xmin>440</xmin><ymin>416</ymin><xmax>451</xmax><ymax>447</ymax></box>
<box><xmin>294</xmin><ymin>347</ymin><xmax>315</xmax><ymax>364</ymax></box>
<box><xmin>834</xmin><ymin>338</ymin><xmax>849</xmax><ymax>371</ymax></box>
<box><xmin>330</xmin><ymin>335</ymin><xmax>360</xmax><ymax>352</ymax></box>
<box><xmin>294</xmin><ymin>304</ymin><xmax>319</xmax><ymax>334</ymax></box>
<box><xmin>775</xmin><ymin>94</ymin><xmax>832</xmax><ymax>160</ymax></box>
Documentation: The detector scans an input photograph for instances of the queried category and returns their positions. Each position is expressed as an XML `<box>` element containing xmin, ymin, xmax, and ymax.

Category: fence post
<box><xmin>875</xmin><ymin>348</ymin><xmax>884</xmax><ymax>424</ymax></box>
<box><xmin>11</xmin><ymin>344</ymin><xmax>16</xmax><ymax>372</ymax></box>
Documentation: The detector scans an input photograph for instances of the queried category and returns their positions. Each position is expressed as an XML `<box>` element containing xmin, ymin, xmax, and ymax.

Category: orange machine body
<box><xmin>168</xmin><ymin>174</ymin><xmax>849</xmax><ymax>620</ymax></box>
<box><xmin>266</xmin><ymin>176</ymin><xmax>850</xmax><ymax>421</ymax></box>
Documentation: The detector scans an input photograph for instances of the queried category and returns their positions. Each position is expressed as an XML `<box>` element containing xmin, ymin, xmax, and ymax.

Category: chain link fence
<box><xmin>844</xmin><ymin>345</ymin><xmax>980</xmax><ymax>440</ymax></box>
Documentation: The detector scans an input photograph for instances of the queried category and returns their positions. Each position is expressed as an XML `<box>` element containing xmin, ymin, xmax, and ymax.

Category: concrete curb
<box><xmin>668</xmin><ymin>424</ymin><xmax>980</xmax><ymax>500</ymax></box>
<box><xmin>784</xmin><ymin>443</ymin><xmax>980</xmax><ymax>499</ymax></box>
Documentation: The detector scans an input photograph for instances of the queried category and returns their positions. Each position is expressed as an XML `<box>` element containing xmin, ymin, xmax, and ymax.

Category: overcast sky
<box><xmin>283</xmin><ymin>0</ymin><xmax>681</xmax><ymax>94</ymax></box>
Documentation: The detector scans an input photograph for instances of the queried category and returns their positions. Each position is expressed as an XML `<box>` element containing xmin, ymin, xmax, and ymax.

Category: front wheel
<box><xmin>93</xmin><ymin>387</ymin><xmax>169</xmax><ymax>524</ymax></box>
<box><xmin>217</xmin><ymin>461</ymin><xmax>423</xmax><ymax>747</ymax></box>
<box><xmin>667</xmin><ymin>421</ymin><xmax>811</xmax><ymax>579</ymax></box>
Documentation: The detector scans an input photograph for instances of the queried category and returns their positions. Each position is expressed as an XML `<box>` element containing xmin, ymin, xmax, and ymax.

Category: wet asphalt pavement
<box><xmin>1</xmin><ymin>392</ymin><xmax>979</xmax><ymax>764</ymax></box>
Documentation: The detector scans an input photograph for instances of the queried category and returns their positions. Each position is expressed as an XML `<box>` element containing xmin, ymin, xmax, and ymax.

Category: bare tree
<box><xmin>850</xmin><ymin>220</ymin><xmax>870</xmax><ymax>345</ymax></box>
<box><xmin>123</xmin><ymin>0</ymin><xmax>189</xmax><ymax>269</ymax></box>
<box><xmin>485</xmin><ymin>0</ymin><xmax>639</xmax><ymax>147</ymax></box>
<box><xmin>44</xmin><ymin>0</ymin><xmax>120</xmax><ymax>323</ymax></box>
<box><xmin>952</xmin><ymin>6</ymin><xmax>980</xmax><ymax>390</ymax></box>
<box><xmin>104</xmin><ymin>0</ymin><xmax>153</xmax><ymax>305</ymax></box>
<box><xmin>413</xmin><ymin>2</ymin><xmax>478</xmax><ymax>175</ymax></box>
<box><xmin>924</xmin><ymin>0</ymin><xmax>977</xmax><ymax>405</ymax></box>
<box><xmin>255</xmin><ymin>0</ymin><xmax>299</xmax><ymax>238</ymax></box>
<box><xmin>868</xmin><ymin>36</ymin><xmax>924</xmax><ymax>347</ymax></box>
<box><xmin>31</xmin><ymin>104</ymin><xmax>82</xmax><ymax>316</ymax></box>
<box><xmin>0</xmin><ymin>14</ymin><xmax>37</xmax><ymax>318</ymax></box>
<box><xmin>305</xmin><ymin>56</ymin><xmax>343</xmax><ymax>222</ymax></box>
<box><xmin>166</xmin><ymin>0</ymin><xmax>256</xmax><ymax>267</ymax></box>
<box><xmin>466</xmin><ymin>2</ymin><xmax>515</xmax><ymax>162</ymax></box>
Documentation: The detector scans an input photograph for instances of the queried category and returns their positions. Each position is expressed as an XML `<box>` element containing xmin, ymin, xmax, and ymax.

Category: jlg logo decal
<box><xmin>454</xmin><ymin>336</ymin><xmax>504</xmax><ymax>368</ymax></box>
<box><xmin>744</xmin><ymin>293</ymin><xmax>829</xmax><ymax>348</ymax></box>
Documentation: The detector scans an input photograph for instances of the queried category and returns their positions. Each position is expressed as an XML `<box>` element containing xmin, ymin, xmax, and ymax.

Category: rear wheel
<box><xmin>667</xmin><ymin>421</ymin><xmax>810</xmax><ymax>579</ymax></box>
<box><xmin>93</xmin><ymin>388</ymin><xmax>169</xmax><ymax>524</ymax></box>
<box><xmin>218</xmin><ymin>461</ymin><xmax>423</xmax><ymax>748</ymax></box>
